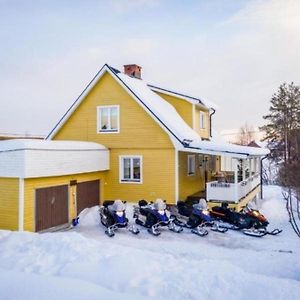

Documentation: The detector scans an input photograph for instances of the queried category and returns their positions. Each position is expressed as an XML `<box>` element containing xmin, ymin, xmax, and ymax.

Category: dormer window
<box><xmin>97</xmin><ymin>105</ymin><xmax>120</xmax><ymax>133</ymax></box>
<box><xmin>200</xmin><ymin>111</ymin><xmax>206</xmax><ymax>129</ymax></box>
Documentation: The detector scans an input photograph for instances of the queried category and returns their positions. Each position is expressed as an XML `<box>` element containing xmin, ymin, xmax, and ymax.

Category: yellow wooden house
<box><xmin>0</xmin><ymin>63</ymin><xmax>269</xmax><ymax>232</ymax></box>
<box><xmin>47</xmin><ymin>64</ymin><xmax>269</xmax><ymax>210</ymax></box>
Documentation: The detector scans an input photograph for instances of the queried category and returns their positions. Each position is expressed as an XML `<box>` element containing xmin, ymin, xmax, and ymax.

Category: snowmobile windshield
<box><xmin>154</xmin><ymin>199</ymin><xmax>166</xmax><ymax>210</ymax></box>
<box><xmin>116</xmin><ymin>211</ymin><xmax>124</xmax><ymax>217</ymax></box>
<box><xmin>111</xmin><ymin>200</ymin><xmax>126</xmax><ymax>212</ymax></box>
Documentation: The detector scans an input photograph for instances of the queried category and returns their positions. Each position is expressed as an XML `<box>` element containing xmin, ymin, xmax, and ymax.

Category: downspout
<box><xmin>260</xmin><ymin>155</ymin><xmax>268</xmax><ymax>199</ymax></box>
<box><xmin>209</xmin><ymin>108</ymin><xmax>216</xmax><ymax>138</ymax></box>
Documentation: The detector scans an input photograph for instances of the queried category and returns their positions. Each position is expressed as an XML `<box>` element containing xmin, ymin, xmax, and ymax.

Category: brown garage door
<box><xmin>76</xmin><ymin>180</ymin><xmax>100</xmax><ymax>215</ymax></box>
<box><xmin>35</xmin><ymin>185</ymin><xmax>69</xmax><ymax>232</ymax></box>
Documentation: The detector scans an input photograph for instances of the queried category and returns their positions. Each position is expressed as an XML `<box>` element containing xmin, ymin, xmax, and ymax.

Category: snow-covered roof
<box><xmin>115</xmin><ymin>72</ymin><xmax>269</xmax><ymax>158</ymax></box>
<box><xmin>47</xmin><ymin>64</ymin><xmax>269</xmax><ymax>158</ymax></box>
<box><xmin>0</xmin><ymin>139</ymin><xmax>107</xmax><ymax>152</ymax></box>
<box><xmin>148</xmin><ymin>84</ymin><xmax>218</xmax><ymax>110</ymax></box>
<box><xmin>0</xmin><ymin>139</ymin><xmax>109</xmax><ymax>178</ymax></box>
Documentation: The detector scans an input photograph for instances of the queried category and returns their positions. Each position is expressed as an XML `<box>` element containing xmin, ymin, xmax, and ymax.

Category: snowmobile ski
<box><xmin>242</xmin><ymin>228</ymin><xmax>268</xmax><ymax>237</ymax></box>
<box><xmin>191</xmin><ymin>226</ymin><xmax>209</xmax><ymax>237</ymax></box>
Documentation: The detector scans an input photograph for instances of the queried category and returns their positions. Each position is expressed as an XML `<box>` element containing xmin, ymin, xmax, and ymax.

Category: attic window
<box><xmin>97</xmin><ymin>105</ymin><xmax>120</xmax><ymax>133</ymax></box>
<box><xmin>200</xmin><ymin>111</ymin><xmax>206</xmax><ymax>129</ymax></box>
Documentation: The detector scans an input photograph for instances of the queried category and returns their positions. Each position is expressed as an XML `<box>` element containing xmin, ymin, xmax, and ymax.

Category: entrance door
<box><xmin>76</xmin><ymin>180</ymin><xmax>100</xmax><ymax>215</ymax></box>
<box><xmin>35</xmin><ymin>185</ymin><xmax>69</xmax><ymax>232</ymax></box>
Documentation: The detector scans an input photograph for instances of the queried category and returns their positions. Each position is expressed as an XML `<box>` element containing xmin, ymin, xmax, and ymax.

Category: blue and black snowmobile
<box><xmin>133</xmin><ymin>198</ymin><xmax>183</xmax><ymax>236</ymax></box>
<box><xmin>169</xmin><ymin>198</ymin><xmax>228</xmax><ymax>236</ymax></box>
<box><xmin>100</xmin><ymin>200</ymin><xmax>140</xmax><ymax>237</ymax></box>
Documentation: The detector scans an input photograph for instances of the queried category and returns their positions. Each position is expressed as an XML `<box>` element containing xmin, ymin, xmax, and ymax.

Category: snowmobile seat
<box><xmin>177</xmin><ymin>201</ymin><xmax>193</xmax><ymax>217</ymax></box>
<box><xmin>185</xmin><ymin>198</ymin><xmax>200</xmax><ymax>207</ymax></box>
<box><xmin>103</xmin><ymin>200</ymin><xmax>115</xmax><ymax>208</ymax></box>
<box><xmin>139</xmin><ymin>199</ymin><xmax>148</xmax><ymax>207</ymax></box>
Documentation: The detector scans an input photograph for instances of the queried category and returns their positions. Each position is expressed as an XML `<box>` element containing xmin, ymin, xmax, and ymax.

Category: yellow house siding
<box><xmin>54</xmin><ymin>72</ymin><xmax>173</xmax><ymax>149</ymax></box>
<box><xmin>24</xmin><ymin>171</ymin><xmax>106</xmax><ymax>232</ymax></box>
<box><xmin>194</xmin><ymin>107</ymin><xmax>210</xmax><ymax>139</ymax></box>
<box><xmin>104</xmin><ymin>149</ymin><xmax>176</xmax><ymax>204</ymax></box>
<box><xmin>155</xmin><ymin>92</ymin><xmax>193</xmax><ymax>128</ymax></box>
<box><xmin>178</xmin><ymin>152</ymin><xmax>205</xmax><ymax>201</ymax></box>
<box><xmin>0</xmin><ymin>177</ymin><xmax>19</xmax><ymax>230</ymax></box>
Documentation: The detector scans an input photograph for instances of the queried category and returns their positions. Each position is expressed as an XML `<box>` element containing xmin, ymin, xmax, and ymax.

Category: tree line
<box><xmin>261</xmin><ymin>82</ymin><xmax>300</xmax><ymax>237</ymax></box>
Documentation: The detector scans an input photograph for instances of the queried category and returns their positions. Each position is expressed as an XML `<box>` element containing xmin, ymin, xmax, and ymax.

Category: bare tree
<box><xmin>237</xmin><ymin>123</ymin><xmax>255</xmax><ymax>145</ymax></box>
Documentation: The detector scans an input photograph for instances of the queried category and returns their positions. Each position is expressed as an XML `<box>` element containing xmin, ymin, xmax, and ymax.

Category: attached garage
<box><xmin>76</xmin><ymin>180</ymin><xmax>100</xmax><ymax>215</ymax></box>
<box><xmin>0</xmin><ymin>139</ymin><xmax>109</xmax><ymax>232</ymax></box>
<box><xmin>35</xmin><ymin>185</ymin><xmax>69</xmax><ymax>232</ymax></box>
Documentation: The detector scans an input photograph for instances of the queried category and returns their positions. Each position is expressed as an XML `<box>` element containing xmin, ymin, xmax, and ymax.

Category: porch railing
<box><xmin>206</xmin><ymin>174</ymin><xmax>260</xmax><ymax>203</ymax></box>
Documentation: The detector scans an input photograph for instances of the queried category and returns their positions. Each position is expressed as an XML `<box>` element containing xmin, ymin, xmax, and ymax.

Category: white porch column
<box><xmin>242</xmin><ymin>159</ymin><xmax>245</xmax><ymax>181</ymax></box>
<box><xmin>234</xmin><ymin>159</ymin><xmax>238</xmax><ymax>202</ymax></box>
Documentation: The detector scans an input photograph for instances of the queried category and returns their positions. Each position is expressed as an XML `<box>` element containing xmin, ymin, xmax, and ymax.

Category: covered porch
<box><xmin>206</xmin><ymin>156</ymin><xmax>262</xmax><ymax>209</ymax></box>
<box><xmin>177</xmin><ymin>149</ymin><xmax>263</xmax><ymax>210</ymax></box>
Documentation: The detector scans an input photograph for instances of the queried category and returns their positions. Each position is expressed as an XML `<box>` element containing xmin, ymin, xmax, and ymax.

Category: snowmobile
<box><xmin>210</xmin><ymin>203</ymin><xmax>282</xmax><ymax>237</ymax></box>
<box><xmin>99</xmin><ymin>200</ymin><xmax>140</xmax><ymax>237</ymax></box>
<box><xmin>169</xmin><ymin>198</ymin><xmax>228</xmax><ymax>236</ymax></box>
<box><xmin>133</xmin><ymin>198</ymin><xmax>183</xmax><ymax>236</ymax></box>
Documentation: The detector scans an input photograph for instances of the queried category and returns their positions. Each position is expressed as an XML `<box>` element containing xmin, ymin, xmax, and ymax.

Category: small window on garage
<box><xmin>119</xmin><ymin>156</ymin><xmax>142</xmax><ymax>183</ymax></box>
<box><xmin>187</xmin><ymin>155</ymin><xmax>196</xmax><ymax>176</ymax></box>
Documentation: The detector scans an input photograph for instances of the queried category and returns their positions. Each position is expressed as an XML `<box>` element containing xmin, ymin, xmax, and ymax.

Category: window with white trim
<box><xmin>200</xmin><ymin>111</ymin><xmax>205</xmax><ymax>129</ymax></box>
<box><xmin>97</xmin><ymin>105</ymin><xmax>119</xmax><ymax>133</ymax></box>
<box><xmin>187</xmin><ymin>155</ymin><xmax>196</xmax><ymax>176</ymax></box>
<box><xmin>120</xmin><ymin>156</ymin><xmax>142</xmax><ymax>183</ymax></box>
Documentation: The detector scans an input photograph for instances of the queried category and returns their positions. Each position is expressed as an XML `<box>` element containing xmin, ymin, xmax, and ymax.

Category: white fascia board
<box><xmin>47</xmin><ymin>65</ymin><xmax>111</xmax><ymax>140</ymax></box>
<box><xmin>176</xmin><ymin>144</ymin><xmax>248</xmax><ymax>159</ymax></box>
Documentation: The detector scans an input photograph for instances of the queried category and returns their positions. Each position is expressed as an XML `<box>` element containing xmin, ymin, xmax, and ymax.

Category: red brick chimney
<box><xmin>123</xmin><ymin>64</ymin><xmax>142</xmax><ymax>79</ymax></box>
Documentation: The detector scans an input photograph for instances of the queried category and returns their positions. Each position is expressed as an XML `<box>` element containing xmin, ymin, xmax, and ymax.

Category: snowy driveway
<box><xmin>0</xmin><ymin>186</ymin><xmax>299</xmax><ymax>300</ymax></box>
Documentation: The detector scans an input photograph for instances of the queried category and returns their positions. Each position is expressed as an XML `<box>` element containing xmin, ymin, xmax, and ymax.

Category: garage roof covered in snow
<box><xmin>0</xmin><ymin>139</ymin><xmax>109</xmax><ymax>178</ymax></box>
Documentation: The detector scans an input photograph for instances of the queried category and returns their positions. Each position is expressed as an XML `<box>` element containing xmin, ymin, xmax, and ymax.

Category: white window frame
<box><xmin>187</xmin><ymin>155</ymin><xmax>196</xmax><ymax>176</ymax></box>
<box><xmin>97</xmin><ymin>105</ymin><xmax>120</xmax><ymax>133</ymax></box>
<box><xmin>119</xmin><ymin>155</ymin><xmax>143</xmax><ymax>184</ymax></box>
<box><xmin>200</xmin><ymin>111</ymin><xmax>206</xmax><ymax>129</ymax></box>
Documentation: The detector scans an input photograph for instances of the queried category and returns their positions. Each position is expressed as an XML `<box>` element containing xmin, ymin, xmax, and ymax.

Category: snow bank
<box><xmin>77</xmin><ymin>206</ymin><xmax>100</xmax><ymax>227</ymax></box>
<box><xmin>0</xmin><ymin>186</ymin><xmax>299</xmax><ymax>300</ymax></box>
<box><xmin>0</xmin><ymin>267</ymin><xmax>139</xmax><ymax>300</ymax></box>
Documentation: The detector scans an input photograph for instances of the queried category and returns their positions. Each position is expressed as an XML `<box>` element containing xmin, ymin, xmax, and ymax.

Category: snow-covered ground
<box><xmin>0</xmin><ymin>186</ymin><xmax>299</xmax><ymax>300</ymax></box>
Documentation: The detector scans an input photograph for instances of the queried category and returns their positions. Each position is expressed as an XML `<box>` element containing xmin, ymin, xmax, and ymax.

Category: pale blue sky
<box><xmin>1</xmin><ymin>0</ymin><xmax>300</xmax><ymax>136</ymax></box>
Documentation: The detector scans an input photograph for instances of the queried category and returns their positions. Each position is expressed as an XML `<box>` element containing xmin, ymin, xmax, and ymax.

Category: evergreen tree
<box><xmin>261</xmin><ymin>82</ymin><xmax>300</xmax><ymax>163</ymax></box>
<box><xmin>262</xmin><ymin>83</ymin><xmax>300</xmax><ymax>237</ymax></box>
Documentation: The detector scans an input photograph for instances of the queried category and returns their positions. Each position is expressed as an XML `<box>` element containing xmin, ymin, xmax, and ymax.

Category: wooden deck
<box><xmin>186</xmin><ymin>186</ymin><xmax>260</xmax><ymax>212</ymax></box>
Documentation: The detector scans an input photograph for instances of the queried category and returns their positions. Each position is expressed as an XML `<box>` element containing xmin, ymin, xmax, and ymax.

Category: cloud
<box><xmin>1</xmin><ymin>0</ymin><xmax>300</xmax><ymax>135</ymax></box>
